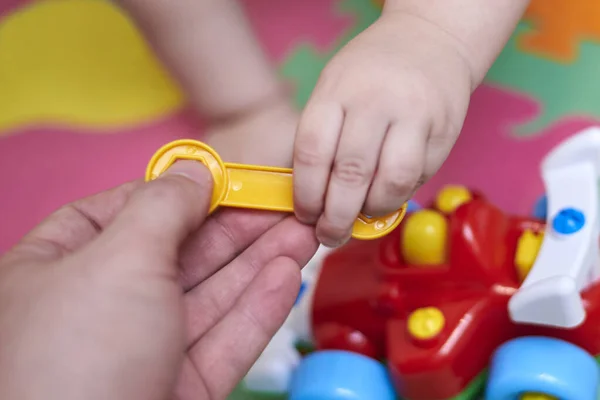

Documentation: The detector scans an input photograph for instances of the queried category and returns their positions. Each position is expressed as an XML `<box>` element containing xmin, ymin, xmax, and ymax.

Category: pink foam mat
<box><xmin>0</xmin><ymin>111</ymin><xmax>203</xmax><ymax>252</ymax></box>
<box><xmin>1</xmin><ymin>0</ymin><xmax>595</xmax><ymax>252</ymax></box>
<box><xmin>415</xmin><ymin>84</ymin><xmax>600</xmax><ymax>214</ymax></box>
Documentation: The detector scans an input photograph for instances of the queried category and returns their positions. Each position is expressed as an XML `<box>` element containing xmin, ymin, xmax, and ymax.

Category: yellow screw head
<box><xmin>401</xmin><ymin>210</ymin><xmax>448</xmax><ymax>265</ymax></box>
<box><xmin>435</xmin><ymin>185</ymin><xmax>473</xmax><ymax>214</ymax></box>
<box><xmin>520</xmin><ymin>393</ymin><xmax>557</xmax><ymax>400</ymax></box>
<box><xmin>407</xmin><ymin>307</ymin><xmax>445</xmax><ymax>340</ymax></box>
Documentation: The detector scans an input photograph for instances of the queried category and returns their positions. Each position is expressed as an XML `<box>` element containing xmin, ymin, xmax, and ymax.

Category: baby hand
<box><xmin>293</xmin><ymin>11</ymin><xmax>475</xmax><ymax>247</ymax></box>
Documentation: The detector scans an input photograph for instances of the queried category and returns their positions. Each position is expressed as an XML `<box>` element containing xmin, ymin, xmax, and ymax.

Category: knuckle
<box><xmin>363</xmin><ymin>204</ymin><xmax>393</xmax><ymax>218</ymax></box>
<box><xmin>318</xmin><ymin>217</ymin><xmax>351</xmax><ymax>244</ymax></box>
<box><xmin>142</xmin><ymin>177</ymin><xmax>191</xmax><ymax>209</ymax></box>
<box><xmin>296</xmin><ymin>198</ymin><xmax>323</xmax><ymax>219</ymax></box>
<box><xmin>316</xmin><ymin>64</ymin><xmax>341</xmax><ymax>91</ymax></box>
<box><xmin>332</xmin><ymin>156</ymin><xmax>374</xmax><ymax>187</ymax></box>
<box><xmin>364</xmin><ymin>172</ymin><xmax>422</xmax><ymax>217</ymax></box>
<box><xmin>346</xmin><ymin>95</ymin><xmax>386</xmax><ymax>117</ymax></box>
<box><xmin>325</xmin><ymin>224</ymin><xmax>348</xmax><ymax>240</ymax></box>
<box><xmin>363</xmin><ymin>197</ymin><xmax>397</xmax><ymax>218</ymax></box>
<box><xmin>320</xmin><ymin>207</ymin><xmax>357</xmax><ymax>236</ymax></box>
<box><xmin>294</xmin><ymin>139</ymin><xmax>331</xmax><ymax>167</ymax></box>
<box><xmin>52</xmin><ymin>204</ymin><xmax>80</xmax><ymax>224</ymax></box>
<box><xmin>428</xmin><ymin>126</ymin><xmax>457</xmax><ymax>151</ymax></box>
<box><xmin>381</xmin><ymin>169</ymin><xmax>421</xmax><ymax>199</ymax></box>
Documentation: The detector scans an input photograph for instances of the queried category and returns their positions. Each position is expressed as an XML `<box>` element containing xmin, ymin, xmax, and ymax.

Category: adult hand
<box><xmin>0</xmin><ymin>161</ymin><xmax>318</xmax><ymax>400</ymax></box>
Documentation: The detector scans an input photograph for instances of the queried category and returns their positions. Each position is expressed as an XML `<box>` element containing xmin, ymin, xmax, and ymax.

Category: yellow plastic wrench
<box><xmin>145</xmin><ymin>140</ymin><xmax>407</xmax><ymax>240</ymax></box>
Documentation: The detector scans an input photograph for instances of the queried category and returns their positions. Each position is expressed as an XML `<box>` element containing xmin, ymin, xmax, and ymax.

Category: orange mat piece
<box><xmin>520</xmin><ymin>0</ymin><xmax>600</xmax><ymax>62</ymax></box>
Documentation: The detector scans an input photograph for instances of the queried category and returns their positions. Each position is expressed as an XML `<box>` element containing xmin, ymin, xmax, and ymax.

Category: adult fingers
<box><xmin>184</xmin><ymin>217</ymin><xmax>318</xmax><ymax>347</ymax></box>
<box><xmin>293</xmin><ymin>100</ymin><xmax>344</xmax><ymax>224</ymax></box>
<box><xmin>363</xmin><ymin>120</ymin><xmax>428</xmax><ymax>217</ymax></box>
<box><xmin>315</xmin><ymin>110</ymin><xmax>388</xmax><ymax>247</ymax></box>
<box><xmin>172</xmin><ymin>357</ymin><xmax>211</xmax><ymax>400</ymax></box>
<box><xmin>187</xmin><ymin>256</ymin><xmax>302</xmax><ymax>400</ymax></box>
<box><xmin>93</xmin><ymin>160</ymin><xmax>213</xmax><ymax>272</ymax></box>
<box><xmin>177</xmin><ymin>209</ymin><xmax>284</xmax><ymax>292</ymax></box>
<box><xmin>5</xmin><ymin>181</ymin><xmax>143</xmax><ymax>264</ymax></box>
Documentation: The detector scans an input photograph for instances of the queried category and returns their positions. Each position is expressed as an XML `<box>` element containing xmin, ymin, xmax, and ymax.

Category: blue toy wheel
<box><xmin>486</xmin><ymin>336</ymin><xmax>599</xmax><ymax>400</ymax></box>
<box><xmin>289</xmin><ymin>350</ymin><xmax>396</xmax><ymax>400</ymax></box>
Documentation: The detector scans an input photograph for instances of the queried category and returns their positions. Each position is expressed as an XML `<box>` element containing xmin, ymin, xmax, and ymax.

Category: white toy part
<box><xmin>286</xmin><ymin>245</ymin><xmax>331</xmax><ymax>342</ymax></box>
<box><xmin>509</xmin><ymin>127</ymin><xmax>600</xmax><ymax>328</ymax></box>
<box><xmin>243</xmin><ymin>326</ymin><xmax>301</xmax><ymax>393</ymax></box>
<box><xmin>243</xmin><ymin>245</ymin><xmax>332</xmax><ymax>393</ymax></box>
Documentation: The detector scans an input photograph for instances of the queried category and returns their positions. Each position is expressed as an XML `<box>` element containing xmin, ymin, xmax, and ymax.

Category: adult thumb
<box><xmin>98</xmin><ymin>160</ymin><xmax>214</xmax><ymax>263</ymax></box>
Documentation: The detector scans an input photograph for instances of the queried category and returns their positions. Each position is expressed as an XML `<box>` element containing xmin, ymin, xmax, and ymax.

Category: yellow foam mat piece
<box><xmin>0</xmin><ymin>0</ymin><xmax>184</xmax><ymax>131</ymax></box>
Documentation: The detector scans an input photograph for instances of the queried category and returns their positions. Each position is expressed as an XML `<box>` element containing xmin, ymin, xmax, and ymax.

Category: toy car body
<box><xmin>241</xmin><ymin>127</ymin><xmax>600</xmax><ymax>400</ymax></box>
<box><xmin>310</xmin><ymin>197</ymin><xmax>600</xmax><ymax>399</ymax></box>
<box><xmin>309</xmin><ymin>127</ymin><xmax>600</xmax><ymax>399</ymax></box>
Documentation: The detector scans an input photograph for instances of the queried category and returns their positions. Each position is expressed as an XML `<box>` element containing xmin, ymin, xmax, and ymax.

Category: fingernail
<box><xmin>294</xmin><ymin>205</ymin><xmax>320</xmax><ymax>225</ymax></box>
<box><xmin>162</xmin><ymin>160</ymin><xmax>211</xmax><ymax>185</ymax></box>
<box><xmin>296</xmin><ymin>213</ymin><xmax>317</xmax><ymax>225</ymax></box>
<box><xmin>317</xmin><ymin>234</ymin><xmax>350</xmax><ymax>248</ymax></box>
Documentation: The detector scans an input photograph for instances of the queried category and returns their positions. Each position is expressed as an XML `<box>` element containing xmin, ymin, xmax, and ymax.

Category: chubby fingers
<box><xmin>293</xmin><ymin>100</ymin><xmax>344</xmax><ymax>225</ymax></box>
<box><xmin>363</xmin><ymin>119</ymin><xmax>428</xmax><ymax>217</ymax></box>
<box><xmin>294</xmin><ymin>98</ymin><xmax>390</xmax><ymax>247</ymax></box>
<box><xmin>317</xmin><ymin>110</ymin><xmax>387</xmax><ymax>246</ymax></box>
<box><xmin>294</xmin><ymin>101</ymin><xmax>426</xmax><ymax>247</ymax></box>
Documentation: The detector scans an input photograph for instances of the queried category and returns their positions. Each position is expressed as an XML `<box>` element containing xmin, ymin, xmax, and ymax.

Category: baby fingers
<box><xmin>293</xmin><ymin>101</ymin><xmax>344</xmax><ymax>225</ymax></box>
<box><xmin>294</xmin><ymin>103</ymin><xmax>392</xmax><ymax>247</ymax></box>
<box><xmin>362</xmin><ymin>120</ymin><xmax>427</xmax><ymax>218</ymax></box>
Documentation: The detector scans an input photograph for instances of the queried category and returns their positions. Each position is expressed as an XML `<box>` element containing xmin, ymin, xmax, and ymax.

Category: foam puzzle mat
<box><xmin>1</xmin><ymin>0</ymin><xmax>600</xmax><ymax>397</ymax></box>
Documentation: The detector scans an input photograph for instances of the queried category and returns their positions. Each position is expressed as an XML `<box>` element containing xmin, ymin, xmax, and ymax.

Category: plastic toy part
<box><xmin>520</xmin><ymin>394</ymin><xmax>557</xmax><ymax>400</ymax></box>
<box><xmin>242</xmin><ymin>245</ymin><xmax>332</xmax><ymax>393</ymax></box>
<box><xmin>401</xmin><ymin>209</ymin><xmax>448</xmax><ymax>265</ymax></box>
<box><xmin>294</xmin><ymin>282</ymin><xmax>308</xmax><ymax>307</ymax></box>
<box><xmin>552</xmin><ymin>207</ymin><xmax>585</xmax><ymax>234</ymax></box>
<box><xmin>287</xmin><ymin>245</ymin><xmax>332</xmax><ymax>344</ymax></box>
<box><xmin>243</xmin><ymin>326</ymin><xmax>300</xmax><ymax>394</ymax></box>
<box><xmin>406</xmin><ymin>199</ymin><xmax>421</xmax><ymax>213</ymax></box>
<box><xmin>486</xmin><ymin>336</ymin><xmax>599</xmax><ymax>400</ymax></box>
<box><xmin>533</xmin><ymin>194</ymin><xmax>548</xmax><ymax>220</ymax></box>
<box><xmin>407</xmin><ymin>307</ymin><xmax>445</xmax><ymax>341</ymax></box>
<box><xmin>509</xmin><ymin>127</ymin><xmax>600</xmax><ymax>328</ymax></box>
<box><xmin>434</xmin><ymin>184</ymin><xmax>472</xmax><ymax>214</ymax></box>
<box><xmin>309</xmin><ymin>137</ymin><xmax>600</xmax><ymax>400</ymax></box>
<box><xmin>514</xmin><ymin>229</ymin><xmax>545</xmax><ymax>282</ymax></box>
<box><xmin>288</xmin><ymin>350</ymin><xmax>396</xmax><ymax>400</ymax></box>
<box><xmin>146</xmin><ymin>140</ymin><xmax>406</xmax><ymax>240</ymax></box>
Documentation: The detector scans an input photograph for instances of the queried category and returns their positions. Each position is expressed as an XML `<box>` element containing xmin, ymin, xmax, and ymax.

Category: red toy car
<box><xmin>242</xmin><ymin>128</ymin><xmax>600</xmax><ymax>400</ymax></box>
<box><xmin>310</xmin><ymin>186</ymin><xmax>600</xmax><ymax>399</ymax></box>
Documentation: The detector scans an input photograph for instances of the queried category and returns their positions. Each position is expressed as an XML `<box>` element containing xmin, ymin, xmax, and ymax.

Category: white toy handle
<box><xmin>509</xmin><ymin>127</ymin><xmax>600</xmax><ymax>328</ymax></box>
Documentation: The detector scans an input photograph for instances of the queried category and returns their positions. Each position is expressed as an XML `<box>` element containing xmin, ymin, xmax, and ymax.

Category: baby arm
<box><xmin>117</xmin><ymin>0</ymin><xmax>297</xmax><ymax>165</ymax></box>
<box><xmin>383</xmin><ymin>0</ymin><xmax>530</xmax><ymax>86</ymax></box>
<box><xmin>292</xmin><ymin>0</ymin><xmax>529</xmax><ymax>247</ymax></box>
